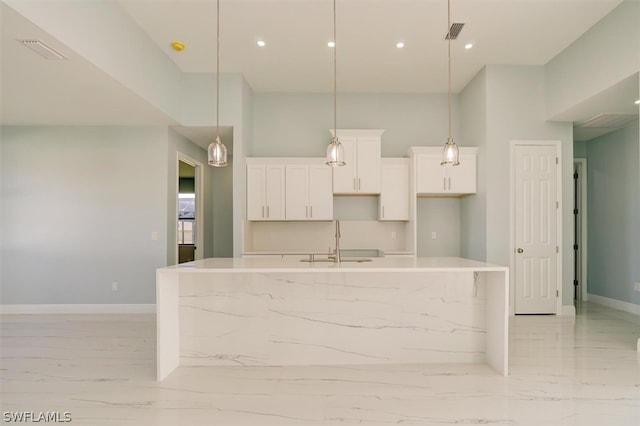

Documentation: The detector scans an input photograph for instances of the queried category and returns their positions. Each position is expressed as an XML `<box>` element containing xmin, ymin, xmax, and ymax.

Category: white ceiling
<box><xmin>1</xmin><ymin>0</ymin><xmax>637</xmax><ymax>142</ymax></box>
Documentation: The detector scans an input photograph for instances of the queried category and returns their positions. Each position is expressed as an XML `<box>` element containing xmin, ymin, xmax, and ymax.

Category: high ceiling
<box><xmin>1</xmin><ymin>0</ymin><xmax>637</xmax><ymax>141</ymax></box>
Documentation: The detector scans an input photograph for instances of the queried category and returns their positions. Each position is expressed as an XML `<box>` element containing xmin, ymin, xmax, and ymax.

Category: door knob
<box><xmin>517</xmin><ymin>248</ymin><xmax>524</xmax><ymax>253</ymax></box>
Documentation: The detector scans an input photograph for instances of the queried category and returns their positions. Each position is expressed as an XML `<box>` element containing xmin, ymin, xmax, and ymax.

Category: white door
<box><xmin>356</xmin><ymin>136</ymin><xmax>381</xmax><ymax>194</ymax></box>
<box><xmin>514</xmin><ymin>144</ymin><xmax>559</xmax><ymax>314</ymax></box>
<box><xmin>332</xmin><ymin>136</ymin><xmax>357</xmax><ymax>193</ymax></box>
<box><xmin>308</xmin><ymin>165</ymin><xmax>333</xmax><ymax>220</ymax></box>
<box><xmin>264</xmin><ymin>165</ymin><xmax>286</xmax><ymax>220</ymax></box>
<box><xmin>379</xmin><ymin>160</ymin><xmax>409</xmax><ymax>221</ymax></box>
<box><xmin>285</xmin><ymin>165</ymin><xmax>309</xmax><ymax>220</ymax></box>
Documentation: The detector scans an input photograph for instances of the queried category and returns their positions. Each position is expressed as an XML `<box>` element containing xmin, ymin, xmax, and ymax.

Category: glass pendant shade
<box><xmin>326</xmin><ymin>136</ymin><xmax>345</xmax><ymax>167</ymax></box>
<box><xmin>208</xmin><ymin>136</ymin><xmax>228</xmax><ymax>167</ymax></box>
<box><xmin>441</xmin><ymin>137</ymin><xmax>460</xmax><ymax>166</ymax></box>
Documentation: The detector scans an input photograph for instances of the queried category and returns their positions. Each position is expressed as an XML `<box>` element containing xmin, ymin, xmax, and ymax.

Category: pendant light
<box><xmin>326</xmin><ymin>0</ymin><xmax>345</xmax><ymax>167</ymax></box>
<box><xmin>208</xmin><ymin>0</ymin><xmax>229</xmax><ymax>167</ymax></box>
<box><xmin>441</xmin><ymin>0</ymin><xmax>460</xmax><ymax>166</ymax></box>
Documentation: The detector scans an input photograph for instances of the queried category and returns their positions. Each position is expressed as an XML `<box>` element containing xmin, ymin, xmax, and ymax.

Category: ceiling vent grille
<box><xmin>577</xmin><ymin>113</ymin><xmax>638</xmax><ymax>128</ymax></box>
<box><xmin>445</xmin><ymin>23</ymin><xmax>465</xmax><ymax>40</ymax></box>
<box><xmin>18</xmin><ymin>40</ymin><xmax>66</xmax><ymax>60</ymax></box>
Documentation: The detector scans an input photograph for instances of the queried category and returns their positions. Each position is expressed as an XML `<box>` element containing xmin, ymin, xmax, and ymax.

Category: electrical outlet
<box><xmin>151</xmin><ymin>231</ymin><xmax>158</xmax><ymax>241</ymax></box>
<box><xmin>391</xmin><ymin>231</ymin><xmax>397</xmax><ymax>240</ymax></box>
<box><xmin>111</xmin><ymin>282</ymin><xmax>119</xmax><ymax>292</ymax></box>
<box><xmin>431</xmin><ymin>231</ymin><xmax>437</xmax><ymax>240</ymax></box>
<box><xmin>634</xmin><ymin>282</ymin><xmax>640</xmax><ymax>292</ymax></box>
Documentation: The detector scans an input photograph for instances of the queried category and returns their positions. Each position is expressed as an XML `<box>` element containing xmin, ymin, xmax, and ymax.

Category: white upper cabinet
<box><xmin>285</xmin><ymin>162</ymin><xmax>333</xmax><ymax>221</ymax></box>
<box><xmin>379</xmin><ymin>158</ymin><xmax>410</xmax><ymax>221</ymax></box>
<box><xmin>246</xmin><ymin>162</ymin><xmax>286</xmax><ymax>221</ymax></box>
<box><xmin>331</xmin><ymin>129</ymin><xmax>383</xmax><ymax>194</ymax></box>
<box><xmin>412</xmin><ymin>147</ymin><xmax>477</xmax><ymax>196</ymax></box>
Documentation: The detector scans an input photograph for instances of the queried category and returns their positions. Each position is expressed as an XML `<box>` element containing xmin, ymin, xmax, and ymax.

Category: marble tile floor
<box><xmin>1</xmin><ymin>302</ymin><xmax>638</xmax><ymax>425</ymax></box>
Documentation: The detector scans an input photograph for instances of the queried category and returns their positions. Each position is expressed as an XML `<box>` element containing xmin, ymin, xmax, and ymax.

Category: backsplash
<box><xmin>243</xmin><ymin>220</ymin><xmax>412</xmax><ymax>254</ymax></box>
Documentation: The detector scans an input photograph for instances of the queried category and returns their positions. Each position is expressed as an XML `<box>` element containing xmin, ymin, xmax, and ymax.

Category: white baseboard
<box><xmin>0</xmin><ymin>304</ymin><xmax>156</xmax><ymax>314</ymax></box>
<box><xmin>560</xmin><ymin>305</ymin><xmax>576</xmax><ymax>316</ymax></box>
<box><xmin>587</xmin><ymin>294</ymin><xmax>640</xmax><ymax>315</ymax></box>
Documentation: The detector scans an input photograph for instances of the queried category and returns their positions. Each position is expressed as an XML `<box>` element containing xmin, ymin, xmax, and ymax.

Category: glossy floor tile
<box><xmin>1</xmin><ymin>302</ymin><xmax>638</xmax><ymax>425</ymax></box>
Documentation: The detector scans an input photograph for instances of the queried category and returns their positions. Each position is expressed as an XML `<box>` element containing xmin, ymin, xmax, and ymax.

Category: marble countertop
<box><xmin>160</xmin><ymin>256</ymin><xmax>508</xmax><ymax>273</ymax></box>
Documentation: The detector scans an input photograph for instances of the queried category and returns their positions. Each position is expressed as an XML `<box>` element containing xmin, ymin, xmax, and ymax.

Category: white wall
<box><xmin>0</xmin><ymin>126</ymin><xmax>168</xmax><ymax>304</ymax></box>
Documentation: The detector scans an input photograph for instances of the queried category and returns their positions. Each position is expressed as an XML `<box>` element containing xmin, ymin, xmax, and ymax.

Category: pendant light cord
<box><xmin>447</xmin><ymin>0</ymin><xmax>452</xmax><ymax>140</ymax></box>
<box><xmin>216</xmin><ymin>0</ymin><xmax>220</xmax><ymax>140</ymax></box>
<box><xmin>333</xmin><ymin>0</ymin><xmax>337</xmax><ymax>137</ymax></box>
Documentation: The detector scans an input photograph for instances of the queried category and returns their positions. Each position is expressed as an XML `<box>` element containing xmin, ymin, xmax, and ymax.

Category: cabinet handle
<box><xmin>358</xmin><ymin>178</ymin><xmax>361</xmax><ymax>190</ymax></box>
<box><xmin>306</xmin><ymin>206</ymin><xmax>308</xmax><ymax>218</ymax></box>
<box><xmin>310</xmin><ymin>205</ymin><xmax>313</xmax><ymax>218</ymax></box>
<box><xmin>266</xmin><ymin>205</ymin><xmax>270</xmax><ymax>218</ymax></box>
<box><xmin>443</xmin><ymin>177</ymin><xmax>446</xmax><ymax>190</ymax></box>
<box><xmin>448</xmin><ymin>177</ymin><xmax>451</xmax><ymax>190</ymax></box>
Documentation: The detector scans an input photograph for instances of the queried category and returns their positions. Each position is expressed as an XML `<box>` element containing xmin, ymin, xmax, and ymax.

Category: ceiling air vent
<box><xmin>18</xmin><ymin>39</ymin><xmax>66</xmax><ymax>60</ymax></box>
<box><xmin>445</xmin><ymin>23</ymin><xmax>465</xmax><ymax>40</ymax></box>
<box><xmin>577</xmin><ymin>113</ymin><xmax>638</xmax><ymax>128</ymax></box>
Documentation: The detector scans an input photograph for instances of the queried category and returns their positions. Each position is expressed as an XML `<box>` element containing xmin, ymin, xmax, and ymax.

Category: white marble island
<box><xmin>156</xmin><ymin>257</ymin><xmax>509</xmax><ymax>381</ymax></box>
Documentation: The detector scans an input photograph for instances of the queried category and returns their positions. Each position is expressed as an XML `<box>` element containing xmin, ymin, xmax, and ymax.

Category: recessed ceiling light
<box><xmin>327</xmin><ymin>41</ymin><xmax>335</xmax><ymax>48</ymax></box>
<box><xmin>464</xmin><ymin>43</ymin><xmax>473</xmax><ymax>50</ymax></box>
<box><xmin>396</xmin><ymin>42</ymin><xmax>405</xmax><ymax>49</ymax></box>
<box><xmin>257</xmin><ymin>40</ymin><xmax>266</xmax><ymax>47</ymax></box>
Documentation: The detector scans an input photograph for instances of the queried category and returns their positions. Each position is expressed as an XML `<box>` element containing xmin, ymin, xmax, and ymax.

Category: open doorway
<box><xmin>177</xmin><ymin>156</ymin><xmax>204</xmax><ymax>264</ymax></box>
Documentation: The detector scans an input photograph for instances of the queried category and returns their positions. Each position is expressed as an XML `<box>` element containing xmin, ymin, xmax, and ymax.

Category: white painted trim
<box><xmin>587</xmin><ymin>293</ymin><xmax>640</xmax><ymax>315</ymax></box>
<box><xmin>510</xmin><ymin>140</ymin><xmax>563</xmax><ymax>315</ymax></box>
<box><xmin>574</xmin><ymin>158</ymin><xmax>588</xmax><ymax>302</ymax></box>
<box><xmin>0</xmin><ymin>304</ymin><xmax>156</xmax><ymax>314</ymax></box>
<box><xmin>561</xmin><ymin>305</ymin><xmax>576</xmax><ymax>316</ymax></box>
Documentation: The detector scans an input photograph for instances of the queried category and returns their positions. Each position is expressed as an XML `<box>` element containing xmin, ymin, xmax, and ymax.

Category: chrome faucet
<box><xmin>328</xmin><ymin>219</ymin><xmax>341</xmax><ymax>263</ymax></box>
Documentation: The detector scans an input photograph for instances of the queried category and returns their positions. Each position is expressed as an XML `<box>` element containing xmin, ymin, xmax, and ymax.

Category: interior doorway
<box><xmin>511</xmin><ymin>141</ymin><xmax>562</xmax><ymax>315</ymax></box>
<box><xmin>177</xmin><ymin>156</ymin><xmax>204</xmax><ymax>264</ymax></box>
<box><xmin>573</xmin><ymin>158</ymin><xmax>588</xmax><ymax>301</ymax></box>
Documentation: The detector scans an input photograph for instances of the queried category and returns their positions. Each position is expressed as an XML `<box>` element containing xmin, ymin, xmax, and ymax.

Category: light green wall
<box><xmin>545</xmin><ymin>0</ymin><xmax>640</xmax><ymax>119</ymax></box>
<box><xmin>574</xmin><ymin>140</ymin><xmax>587</xmax><ymax>158</ymax></box>
<box><xmin>585</xmin><ymin>123</ymin><xmax>639</xmax><ymax>305</ymax></box>
<box><xmin>460</xmin><ymin>67</ymin><xmax>487</xmax><ymax>261</ymax></box>
<box><xmin>0</xmin><ymin>126</ymin><xmax>168</xmax><ymax>304</ymax></box>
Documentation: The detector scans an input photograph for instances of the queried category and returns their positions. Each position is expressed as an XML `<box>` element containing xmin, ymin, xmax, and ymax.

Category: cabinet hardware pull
<box><xmin>267</xmin><ymin>205</ymin><xmax>270</xmax><ymax>218</ymax></box>
<box><xmin>358</xmin><ymin>178</ymin><xmax>361</xmax><ymax>190</ymax></box>
<box><xmin>310</xmin><ymin>206</ymin><xmax>313</xmax><ymax>217</ymax></box>
<box><xmin>448</xmin><ymin>177</ymin><xmax>451</xmax><ymax>190</ymax></box>
<box><xmin>306</xmin><ymin>206</ymin><xmax>308</xmax><ymax>218</ymax></box>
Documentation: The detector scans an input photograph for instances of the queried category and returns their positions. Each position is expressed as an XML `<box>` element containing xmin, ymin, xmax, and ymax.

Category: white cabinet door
<box><xmin>308</xmin><ymin>165</ymin><xmax>333</xmax><ymax>220</ymax></box>
<box><xmin>416</xmin><ymin>154</ymin><xmax>444</xmax><ymax>194</ymax></box>
<box><xmin>332</xmin><ymin>136</ymin><xmax>357</xmax><ymax>193</ymax></box>
<box><xmin>247</xmin><ymin>164</ymin><xmax>266</xmax><ymax>220</ymax></box>
<box><xmin>415</xmin><ymin>151</ymin><xmax>476</xmax><ymax>196</ymax></box>
<box><xmin>247</xmin><ymin>164</ymin><xmax>285</xmax><ymax>221</ymax></box>
<box><xmin>285</xmin><ymin>165</ymin><xmax>309</xmax><ymax>220</ymax></box>
<box><xmin>356</xmin><ymin>136</ymin><xmax>381</xmax><ymax>194</ymax></box>
<box><xmin>285</xmin><ymin>163</ymin><xmax>333</xmax><ymax>221</ymax></box>
<box><xmin>379</xmin><ymin>159</ymin><xmax>409</xmax><ymax>221</ymax></box>
<box><xmin>447</xmin><ymin>153</ymin><xmax>476</xmax><ymax>194</ymax></box>
<box><xmin>264</xmin><ymin>165</ymin><xmax>286</xmax><ymax>220</ymax></box>
<box><xmin>332</xmin><ymin>133</ymin><xmax>381</xmax><ymax>194</ymax></box>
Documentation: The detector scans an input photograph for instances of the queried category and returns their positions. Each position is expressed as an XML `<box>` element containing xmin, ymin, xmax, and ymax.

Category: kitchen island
<box><xmin>156</xmin><ymin>257</ymin><xmax>509</xmax><ymax>380</ymax></box>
